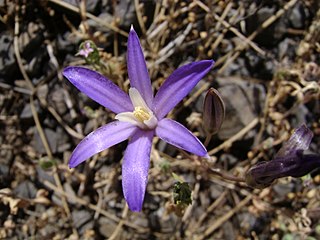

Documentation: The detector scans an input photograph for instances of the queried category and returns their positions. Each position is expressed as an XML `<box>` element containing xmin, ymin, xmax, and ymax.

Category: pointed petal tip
<box><xmin>129</xmin><ymin>25</ymin><xmax>137</xmax><ymax>35</ymax></box>
<box><xmin>128</xmin><ymin>204</ymin><xmax>142</xmax><ymax>212</ymax></box>
<box><xmin>68</xmin><ymin>161</ymin><xmax>78</xmax><ymax>169</ymax></box>
<box><xmin>203</xmin><ymin>59</ymin><xmax>215</xmax><ymax>68</ymax></box>
<box><xmin>203</xmin><ymin>153</ymin><xmax>210</xmax><ymax>159</ymax></box>
<box><xmin>68</xmin><ymin>156</ymin><xmax>83</xmax><ymax>168</ymax></box>
<box><xmin>68</xmin><ymin>163</ymin><xmax>75</xmax><ymax>169</ymax></box>
<box><xmin>62</xmin><ymin>66</ymin><xmax>77</xmax><ymax>77</ymax></box>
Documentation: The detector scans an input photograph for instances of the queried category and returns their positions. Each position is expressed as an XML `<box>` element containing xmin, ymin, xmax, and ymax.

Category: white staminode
<box><xmin>115</xmin><ymin>88</ymin><xmax>158</xmax><ymax>130</ymax></box>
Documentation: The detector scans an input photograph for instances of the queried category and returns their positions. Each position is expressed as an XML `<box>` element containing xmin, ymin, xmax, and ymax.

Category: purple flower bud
<box><xmin>246</xmin><ymin>124</ymin><xmax>320</xmax><ymax>189</ymax></box>
<box><xmin>203</xmin><ymin>88</ymin><xmax>225</xmax><ymax>135</ymax></box>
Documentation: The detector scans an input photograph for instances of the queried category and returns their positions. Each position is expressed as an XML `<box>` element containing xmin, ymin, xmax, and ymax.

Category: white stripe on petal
<box><xmin>129</xmin><ymin>88</ymin><xmax>150</xmax><ymax>110</ymax></box>
<box><xmin>115</xmin><ymin>112</ymin><xmax>146</xmax><ymax>129</ymax></box>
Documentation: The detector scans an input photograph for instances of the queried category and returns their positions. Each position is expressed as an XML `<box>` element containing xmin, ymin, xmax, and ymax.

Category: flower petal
<box><xmin>63</xmin><ymin>67</ymin><xmax>133</xmax><ymax>113</ymax></box>
<box><xmin>153</xmin><ymin>60</ymin><xmax>214</xmax><ymax>119</ymax></box>
<box><xmin>276</xmin><ymin>124</ymin><xmax>313</xmax><ymax>158</ymax></box>
<box><xmin>155</xmin><ymin>118</ymin><xmax>207</xmax><ymax>157</ymax></box>
<box><xmin>122</xmin><ymin>129</ymin><xmax>154</xmax><ymax>211</ymax></box>
<box><xmin>69</xmin><ymin>121</ymin><xmax>137</xmax><ymax>168</ymax></box>
<box><xmin>127</xmin><ymin>26</ymin><xmax>153</xmax><ymax>107</ymax></box>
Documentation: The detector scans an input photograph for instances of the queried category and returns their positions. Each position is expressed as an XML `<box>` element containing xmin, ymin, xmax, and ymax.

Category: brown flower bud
<box><xmin>203</xmin><ymin>88</ymin><xmax>225</xmax><ymax>135</ymax></box>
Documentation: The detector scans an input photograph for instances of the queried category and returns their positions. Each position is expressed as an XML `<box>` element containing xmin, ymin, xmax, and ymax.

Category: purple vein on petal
<box><xmin>63</xmin><ymin>67</ymin><xmax>133</xmax><ymax>114</ymax></box>
<box><xmin>155</xmin><ymin>118</ymin><xmax>207</xmax><ymax>157</ymax></box>
<box><xmin>122</xmin><ymin>129</ymin><xmax>154</xmax><ymax>212</ymax></box>
<box><xmin>153</xmin><ymin>60</ymin><xmax>214</xmax><ymax>119</ymax></box>
<box><xmin>69</xmin><ymin>121</ymin><xmax>137</xmax><ymax>168</ymax></box>
<box><xmin>127</xmin><ymin>27</ymin><xmax>153</xmax><ymax>108</ymax></box>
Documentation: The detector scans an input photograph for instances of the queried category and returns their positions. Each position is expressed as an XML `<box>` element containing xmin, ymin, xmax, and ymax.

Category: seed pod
<box><xmin>203</xmin><ymin>88</ymin><xmax>225</xmax><ymax>135</ymax></box>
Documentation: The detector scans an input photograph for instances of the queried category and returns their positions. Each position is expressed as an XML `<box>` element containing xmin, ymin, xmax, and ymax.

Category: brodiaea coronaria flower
<box><xmin>63</xmin><ymin>26</ymin><xmax>214</xmax><ymax>211</ymax></box>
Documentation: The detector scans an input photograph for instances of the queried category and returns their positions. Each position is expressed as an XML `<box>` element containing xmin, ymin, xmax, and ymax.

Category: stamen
<box><xmin>116</xmin><ymin>87</ymin><xmax>158</xmax><ymax>130</ymax></box>
<box><xmin>133</xmin><ymin>107</ymin><xmax>151</xmax><ymax>121</ymax></box>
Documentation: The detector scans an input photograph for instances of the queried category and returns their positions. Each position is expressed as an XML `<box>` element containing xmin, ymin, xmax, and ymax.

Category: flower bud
<box><xmin>203</xmin><ymin>88</ymin><xmax>225</xmax><ymax>135</ymax></box>
<box><xmin>246</xmin><ymin>124</ymin><xmax>320</xmax><ymax>189</ymax></box>
<box><xmin>77</xmin><ymin>40</ymin><xmax>100</xmax><ymax>65</ymax></box>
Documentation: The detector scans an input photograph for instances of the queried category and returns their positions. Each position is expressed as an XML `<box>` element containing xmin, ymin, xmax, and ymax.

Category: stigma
<box><xmin>115</xmin><ymin>88</ymin><xmax>158</xmax><ymax>130</ymax></box>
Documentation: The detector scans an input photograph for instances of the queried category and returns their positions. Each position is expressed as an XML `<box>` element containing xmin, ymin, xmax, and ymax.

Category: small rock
<box><xmin>98</xmin><ymin>217</ymin><xmax>118</xmax><ymax>238</ymax></box>
<box><xmin>72</xmin><ymin>210</ymin><xmax>94</xmax><ymax>234</ymax></box>
<box><xmin>246</xmin><ymin>6</ymin><xmax>287</xmax><ymax>46</ymax></box>
<box><xmin>216</xmin><ymin>76</ymin><xmax>266</xmax><ymax>139</ymax></box>
<box><xmin>20</xmin><ymin>101</ymin><xmax>41</xmax><ymax>120</ymax></box>
<box><xmin>32</xmin><ymin>128</ymin><xmax>58</xmax><ymax>154</ymax></box>
<box><xmin>0</xmin><ymin>32</ymin><xmax>17</xmax><ymax>81</ymax></box>
<box><xmin>14</xmin><ymin>180</ymin><xmax>37</xmax><ymax>199</ymax></box>
<box><xmin>288</xmin><ymin>2</ymin><xmax>309</xmax><ymax>29</ymax></box>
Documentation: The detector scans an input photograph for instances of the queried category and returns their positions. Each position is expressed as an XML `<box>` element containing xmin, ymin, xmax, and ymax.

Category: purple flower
<box><xmin>246</xmin><ymin>124</ymin><xmax>320</xmax><ymax>188</ymax></box>
<box><xmin>63</xmin><ymin>26</ymin><xmax>214</xmax><ymax>211</ymax></box>
<box><xmin>77</xmin><ymin>41</ymin><xmax>94</xmax><ymax>58</ymax></box>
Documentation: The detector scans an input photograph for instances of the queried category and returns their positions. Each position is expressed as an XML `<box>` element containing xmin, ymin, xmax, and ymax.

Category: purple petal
<box><xmin>127</xmin><ymin>27</ymin><xmax>153</xmax><ymax>107</ymax></box>
<box><xmin>153</xmin><ymin>60</ymin><xmax>214</xmax><ymax>119</ymax></box>
<box><xmin>155</xmin><ymin>118</ymin><xmax>207</xmax><ymax>157</ymax></box>
<box><xmin>275</xmin><ymin>151</ymin><xmax>320</xmax><ymax>178</ymax></box>
<box><xmin>63</xmin><ymin>67</ymin><xmax>133</xmax><ymax>113</ymax></box>
<box><xmin>69</xmin><ymin>121</ymin><xmax>137</xmax><ymax>168</ymax></box>
<box><xmin>122</xmin><ymin>129</ymin><xmax>154</xmax><ymax>211</ymax></box>
<box><xmin>276</xmin><ymin>124</ymin><xmax>313</xmax><ymax>158</ymax></box>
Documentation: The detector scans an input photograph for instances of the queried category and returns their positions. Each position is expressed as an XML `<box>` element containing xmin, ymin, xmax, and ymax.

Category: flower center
<box><xmin>133</xmin><ymin>107</ymin><xmax>150</xmax><ymax>122</ymax></box>
<box><xmin>115</xmin><ymin>88</ymin><xmax>158</xmax><ymax>130</ymax></box>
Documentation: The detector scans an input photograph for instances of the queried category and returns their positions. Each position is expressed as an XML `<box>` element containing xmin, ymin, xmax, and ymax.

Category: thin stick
<box><xmin>13</xmin><ymin>7</ymin><xmax>34</xmax><ymax>93</ymax></box>
<box><xmin>208</xmin><ymin>118</ymin><xmax>259</xmax><ymax>155</ymax></box>
<box><xmin>44</xmin><ymin>180</ymin><xmax>148</xmax><ymax>233</ymax></box>
<box><xmin>38</xmin><ymin>97</ymin><xmax>84</xmax><ymax>139</ymax></box>
<box><xmin>204</xmin><ymin>133</ymin><xmax>212</xmax><ymax>147</ymax></box>
<box><xmin>195</xmin><ymin>0</ymin><xmax>265</xmax><ymax>56</ymax></box>
<box><xmin>197</xmin><ymin>195</ymin><xmax>252</xmax><ymax>240</ymax></box>
<box><xmin>109</xmin><ymin>204</ymin><xmax>129</xmax><ymax>240</ymax></box>
<box><xmin>193</xmin><ymin>190</ymin><xmax>228</xmax><ymax>231</ymax></box>
<box><xmin>217</xmin><ymin>0</ymin><xmax>298</xmax><ymax>73</ymax></box>
<box><xmin>48</xmin><ymin>0</ymin><xmax>128</xmax><ymax>37</ymax></box>
<box><xmin>134</xmin><ymin>0</ymin><xmax>146</xmax><ymax>34</ymax></box>
<box><xmin>14</xmin><ymin>6</ymin><xmax>77</xmax><ymax>237</ymax></box>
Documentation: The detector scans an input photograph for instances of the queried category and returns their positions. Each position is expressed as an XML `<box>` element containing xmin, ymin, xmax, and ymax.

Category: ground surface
<box><xmin>0</xmin><ymin>0</ymin><xmax>320</xmax><ymax>239</ymax></box>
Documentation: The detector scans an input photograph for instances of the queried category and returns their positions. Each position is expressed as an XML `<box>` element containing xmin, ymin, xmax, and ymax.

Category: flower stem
<box><xmin>204</xmin><ymin>133</ymin><xmax>212</xmax><ymax>147</ymax></box>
